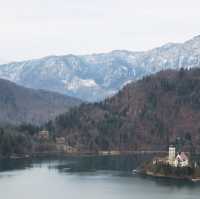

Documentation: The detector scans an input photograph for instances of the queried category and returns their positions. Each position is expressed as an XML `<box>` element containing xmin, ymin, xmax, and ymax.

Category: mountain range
<box><xmin>0</xmin><ymin>35</ymin><xmax>200</xmax><ymax>101</ymax></box>
<box><xmin>0</xmin><ymin>79</ymin><xmax>81</xmax><ymax>125</ymax></box>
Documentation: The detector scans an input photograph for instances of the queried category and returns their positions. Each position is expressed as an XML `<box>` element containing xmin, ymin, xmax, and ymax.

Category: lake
<box><xmin>0</xmin><ymin>155</ymin><xmax>200</xmax><ymax>199</ymax></box>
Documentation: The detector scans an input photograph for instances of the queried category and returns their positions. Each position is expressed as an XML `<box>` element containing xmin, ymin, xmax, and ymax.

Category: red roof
<box><xmin>176</xmin><ymin>152</ymin><xmax>188</xmax><ymax>161</ymax></box>
<box><xmin>180</xmin><ymin>152</ymin><xmax>188</xmax><ymax>161</ymax></box>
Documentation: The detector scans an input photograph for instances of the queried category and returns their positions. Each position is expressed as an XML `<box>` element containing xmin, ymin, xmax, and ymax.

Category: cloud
<box><xmin>0</xmin><ymin>0</ymin><xmax>200</xmax><ymax>62</ymax></box>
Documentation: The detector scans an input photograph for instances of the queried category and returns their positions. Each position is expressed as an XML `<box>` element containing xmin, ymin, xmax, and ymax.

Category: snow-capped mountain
<box><xmin>0</xmin><ymin>35</ymin><xmax>200</xmax><ymax>101</ymax></box>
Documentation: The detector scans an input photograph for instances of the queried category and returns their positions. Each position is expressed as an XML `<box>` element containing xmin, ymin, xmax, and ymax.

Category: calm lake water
<box><xmin>0</xmin><ymin>155</ymin><xmax>200</xmax><ymax>199</ymax></box>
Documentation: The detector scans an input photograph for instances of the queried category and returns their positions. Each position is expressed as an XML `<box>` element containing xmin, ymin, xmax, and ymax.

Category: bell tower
<box><xmin>169</xmin><ymin>145</ymin><xmax>176</xmax><ymax>165</ymax></box>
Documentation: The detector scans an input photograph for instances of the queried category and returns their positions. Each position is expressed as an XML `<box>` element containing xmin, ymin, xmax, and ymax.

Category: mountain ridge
<box><xmin>1</xmin><ymin>35</ymin><xmax>200</xmax><ymax>101</ymax></box>
<box><xmin>0</xmin><ymin>78</ymin><xmax>82</xmax><ymax>125</ymax></box>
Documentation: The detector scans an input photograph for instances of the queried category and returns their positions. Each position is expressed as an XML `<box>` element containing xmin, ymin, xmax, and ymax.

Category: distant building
<box><xmin>38</xmin><ymin>130</ymin><xmax>49</xmax><ymax>141</ymax></box>
<box><xmin>168</xmin><ymin>146</ymin><xmax>189</xmax><ymax>167</ymax></box>
<box><xmin>174</xmin><ymin>152</ymin><xmax>189</xmax><ymax>167</ymax></box>
<box><xmin>55</xmin><ymin>137</ymin><xmax>78</xmax><ymax>153</ymax></box>
<box><xmin>153</xmin><ymin>157</ymin><xmax>167</xmax><ymax>165</ymax></box>
<box><xmin>153</xmin><ymin>145</ymin><xmax>189</xmax><ymax>167</ymax></box>
<box><xmin>168</xmin><ymin>145</ymin><xmax>176</xmax><ymax>165</ymax></box>
<box><xmin>55</xmin><ymin>137</ymin><xmax>66</xmax><ymax>151</ymax></box>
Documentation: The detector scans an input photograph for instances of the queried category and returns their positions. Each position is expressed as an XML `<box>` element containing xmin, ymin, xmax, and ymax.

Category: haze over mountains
<box><xmin>0</xmin><ymin>35</ymin><xmax>200</xmax><ymax>102</ymax></box>
<box><xmin>0</xmin><ymin>79</ymin><xmax>81</xmax><ymax>125</ymax></box>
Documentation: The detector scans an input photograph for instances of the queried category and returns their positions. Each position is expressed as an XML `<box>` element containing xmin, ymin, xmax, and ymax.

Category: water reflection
<box><xmin>55</xmin><ymin>154</ymin><xmax>153</xmax><ymax>173</ymax></box>
<box><xmin>0</xmin><ymin>154</ymin><xmax>199</xmax><ymax>192</ymax></box>
<box><xmin>0</xmin><ymin>158</ymin><xmax>33</xmax><ymax>172</ymax></box>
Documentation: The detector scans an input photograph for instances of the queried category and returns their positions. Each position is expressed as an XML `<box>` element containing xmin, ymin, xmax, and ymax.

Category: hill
<box><xmin>0</xmin><ymin>79</ymin><xmax>82</xmax><ymax>125</ymax></box>
<box><xmin>0</xmin><ymin>35</ymin><xmax>200</xmax><ymax>101</ymax></box>
<box><xmin>49</xmin><ymin>68</ymin><xmax>200</xmax><ymax>152</ymax></box>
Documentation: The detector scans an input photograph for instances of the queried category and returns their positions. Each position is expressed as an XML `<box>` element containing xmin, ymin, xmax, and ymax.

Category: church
<box><xmin>168</xmin><ymin>145</ymin><xmax>189</xmax><ymax>167</ymax></box>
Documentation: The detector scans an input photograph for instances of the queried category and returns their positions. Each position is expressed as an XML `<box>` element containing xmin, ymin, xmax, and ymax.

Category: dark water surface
<box><xmin>0</xmin><ymin>155</ymin><xmax>200</xmax><ymax>199</ymax></box>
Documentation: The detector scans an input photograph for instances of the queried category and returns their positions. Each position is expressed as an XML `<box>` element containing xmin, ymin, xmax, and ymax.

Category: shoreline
<box><xmin>0</xmin><ymin>150</ymin><xmax>168</xmax><ymax>160</ymax></box>
<box><xmin>139</xmin><ymin>170</ymin><xmax>200</xmax><ymax>182</ymax></box>
<box><xmin>4</xmin><ymin>149</ymin><xmax>200</xmax><ymax>160</ymax></box>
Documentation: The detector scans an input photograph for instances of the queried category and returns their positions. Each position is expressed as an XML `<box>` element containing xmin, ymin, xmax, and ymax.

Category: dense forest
<box><xmin>1</xmin><ymin>68</ymin><xmax>200</xmax><ymax>157</ymax></box>
<box><xmin>46</xmin><ymin>68</ymin><xmax>200</xmax><ymax>153</ymax></box>
<box><xmin>0</xmin><ymin>124</ymin><xmax>39</xmax><ymax>158</ymax></box>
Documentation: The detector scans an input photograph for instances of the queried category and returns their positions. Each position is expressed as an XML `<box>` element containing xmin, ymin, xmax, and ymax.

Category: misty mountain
<box><xmin>0</xmin><ymin>79</ymin><xmax>82</xmax><ymax>125</ymax></box>
<box><xmin>0</xmin><ymin>35</ymin><xmax>200</xmax><ymax>101</ymax></box>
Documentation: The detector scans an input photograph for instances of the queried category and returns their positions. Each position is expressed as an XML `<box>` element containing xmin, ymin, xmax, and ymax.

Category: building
<box><xmin>153</xmin><ymin>145</ymin><xmax>189</xmax><ymax>167</ymax></box>
<box><xmin>174</xmin><ymin>152</ymin><xmax>189</xmax><ymax>167</ymax></box>
<box><xmin>168</xmin><ymin>146</ymin><xmax>189</xmax><ymax>167</ymax></box>
<box><xmin>168</xmin><ymin>145</ymin><xmax>176</xmax><ymax>165</ymax></box>
<box><xmin>153</xmin><ymin>157</ymin><xmax>167</xmax><ymax>165</ymax></box>
<box><xmin>38</xmin><ymin>130</ymin><xmax>49</xmax><ymax>141</ymax></box>
<box><xmin>55</xmin><ymin>137</ymin><xmax>78</xmax><ymax>153</ymax></box>
<box><xmin>55</xmin><ymin>137</ymin><xmax>66</xmax><ymax>151</ymax></box>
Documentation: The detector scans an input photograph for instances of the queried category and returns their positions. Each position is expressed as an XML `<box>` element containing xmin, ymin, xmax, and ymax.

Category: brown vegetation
<box><xmin>48</xmin><ymin>68</ymin><xmax>200</xmax><ymax>152</ymax></box>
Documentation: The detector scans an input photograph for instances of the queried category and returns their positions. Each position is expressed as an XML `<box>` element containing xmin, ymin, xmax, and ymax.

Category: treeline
<box><xmin>0</xmin><ymin>124</ymin><xmax>39</xmax><ymax>158</ymax></box>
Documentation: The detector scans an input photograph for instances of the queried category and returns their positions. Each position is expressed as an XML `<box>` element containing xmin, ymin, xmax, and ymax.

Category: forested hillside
<box><xmin>48</xmin><ymin>68</ymin><xmax>200</xmax><ymax>152</ymax></box>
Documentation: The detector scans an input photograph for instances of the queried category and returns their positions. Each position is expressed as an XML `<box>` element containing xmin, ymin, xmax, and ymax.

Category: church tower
<box><xmin>168</xmin><ymin>145</ymin><xmax>176</xmax><ymax>165</ymax></box>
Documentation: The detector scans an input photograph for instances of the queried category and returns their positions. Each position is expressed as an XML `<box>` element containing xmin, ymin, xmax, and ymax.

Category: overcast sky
<box><xmin>1</xmin><ymin>0</ymin><xmax>200</xmax><ymax>62</ymax></box>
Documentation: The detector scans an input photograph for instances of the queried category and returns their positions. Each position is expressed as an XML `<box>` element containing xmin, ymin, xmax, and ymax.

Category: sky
<box><xmin>1</xmin><ymin>0</ymin><xmax>200</xmax><ymax>63</ymax></box>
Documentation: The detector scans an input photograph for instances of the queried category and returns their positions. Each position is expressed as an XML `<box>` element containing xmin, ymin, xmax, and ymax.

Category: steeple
<box><xmin>169</xmin><ymin>145</ymin><xmax>176</xmax><ymax>165</ymax></box>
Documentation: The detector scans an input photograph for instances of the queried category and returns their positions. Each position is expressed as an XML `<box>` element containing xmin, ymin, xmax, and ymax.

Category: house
<box><xmin>174</xmin><ymin>152</ymin><xmax>189</xmax><ymax>167</ymax></box>
<box><xmin>167</xmin><ymin>145</ymin><xmax>189</xmax><ymax>167</ymax></box>
<box><xmin>38</xmin><ymin>130</ymin><xmax>49</xmax><ymax>141</ymax></box>
<box><xmin>55</xmin><ymin>137</ymin><xmax>66</xmax><ymax>151</ymax></box>
<box><xmin>55</xmin><ymin>137</ymin><xmax>78</xmax><ymax>153</ymax></box>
